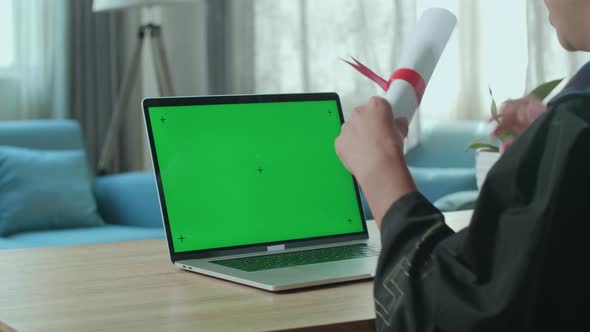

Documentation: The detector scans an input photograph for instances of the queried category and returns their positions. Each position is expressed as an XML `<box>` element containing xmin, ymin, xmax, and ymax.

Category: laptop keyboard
<box><xmin>211</xmin><ymin>243</ymin><xmax>380</xmax><ymax>272</ymax></box>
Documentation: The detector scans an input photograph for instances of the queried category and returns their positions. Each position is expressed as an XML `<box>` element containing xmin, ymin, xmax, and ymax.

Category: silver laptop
<box><xmin>142</xmin><ymin>93</ymin><xmax>380</xmax><ymax>291</ymax></box>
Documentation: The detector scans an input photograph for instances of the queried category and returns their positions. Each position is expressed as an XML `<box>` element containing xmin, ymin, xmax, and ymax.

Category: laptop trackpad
<box><xmin>253</xmin><ymin>257</ymin><xmax>378</xmax><ymax>285</ymax></box>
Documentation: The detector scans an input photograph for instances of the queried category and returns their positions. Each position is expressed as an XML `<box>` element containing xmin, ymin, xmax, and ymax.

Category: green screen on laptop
<box><xmin>147</xmin><ymin>99</ymin><xmax>365</xmax><ymax>253</ymax></box>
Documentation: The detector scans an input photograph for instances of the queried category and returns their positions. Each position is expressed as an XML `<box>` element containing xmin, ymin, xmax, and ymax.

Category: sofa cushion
<box><xmin>95</xmin><ymin>172</ymin><xmax>162</xmax><ymax>228</ymax></box>
<box><xmin>405</xmin><ymin>121</ymin><xmax>493</xmax><ymax>168</ymax></box>
<box><xmin>3</xmin><ymin>225</ymin><xmax>165</xmax><ymax>249</ymax></box>
<box><xmin>358</xmin><ymin>168</ymin><xmax>477</xmax><ymax>220</ymax></box>
<box><xmin>434</xmin><ymin>190</ymin><xmax>479</xmax><ymax>212</ymax></box>
<box><xmin>409</xmin><ymin>167</ymin><xmax>477</xmax><ymax>203</ymax></box>
<box><xmin>0</xmin><ymin>237</ymin><xmax>33</xmax><ymax>249</ymax></box>
<box><xmin>0</xmin><ymin>146</ymin><xmax>104</xmax><ymax>236</ymax></box>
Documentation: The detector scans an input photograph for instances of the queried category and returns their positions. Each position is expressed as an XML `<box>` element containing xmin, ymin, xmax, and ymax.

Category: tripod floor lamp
<box><xmin>93</xmin><ymin>0</ymin><xmax>197</xmax><ymax>173</ymax></box>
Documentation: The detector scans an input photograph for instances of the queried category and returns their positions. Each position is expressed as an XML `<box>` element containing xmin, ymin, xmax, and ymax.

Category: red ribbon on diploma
<box><xmin>341</xmin><ymin>57</ymin><xmax>427</xmax><ymax>103</ymax></box>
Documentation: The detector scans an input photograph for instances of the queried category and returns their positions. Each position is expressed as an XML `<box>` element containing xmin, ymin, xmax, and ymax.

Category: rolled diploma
<box><xmin>386</xmin><ymin>8</ymin><xmax>457</xmax><ymax>121</ymax></box>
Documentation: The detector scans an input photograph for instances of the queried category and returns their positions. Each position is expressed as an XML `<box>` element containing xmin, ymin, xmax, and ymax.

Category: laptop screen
<box><xmin>145</xmin><ymin>96</ymin><xmax>365</xmax><ymax>253</ymax></box>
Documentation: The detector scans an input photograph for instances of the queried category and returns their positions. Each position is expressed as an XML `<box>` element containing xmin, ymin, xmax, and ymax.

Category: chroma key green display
<box><xmin>148</xmin><ymin>100</ymin><xmax>364</xmax><ymax>252</ymax></box>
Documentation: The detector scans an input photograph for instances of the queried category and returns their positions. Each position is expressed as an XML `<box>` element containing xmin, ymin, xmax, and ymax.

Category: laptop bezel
<box><xmin>142</xmin><ymin>93</ymin><xmax>369</xmax><ymax>263</ymax></box>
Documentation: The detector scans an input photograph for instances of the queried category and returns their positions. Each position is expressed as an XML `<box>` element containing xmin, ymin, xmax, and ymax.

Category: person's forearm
<box><xmin>357</xmin><ymin>154</ymin><xmax>417</xmax><ymax>229</ymax></box>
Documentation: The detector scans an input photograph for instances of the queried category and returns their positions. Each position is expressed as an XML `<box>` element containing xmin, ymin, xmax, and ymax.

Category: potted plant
<box><xmin>467</xmin><ymin>78</ymin><xmax>564</xmax><ymax>189</ymax></box>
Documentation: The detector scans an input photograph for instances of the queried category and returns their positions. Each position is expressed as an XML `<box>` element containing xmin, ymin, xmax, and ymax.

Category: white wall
<box><xmin>139</xmin><ymin>3</ymin><xmax>208</xmax><ymax>97</ymax></box>
<box><xmin>136</xmin><ymin>2</ymin><xmax>208</xmax><ymax>170</ymax></box>
<box><xmin>162</xmin><ymin>3</ymin><xmax>209</xmax><ymax>96</ymax></box>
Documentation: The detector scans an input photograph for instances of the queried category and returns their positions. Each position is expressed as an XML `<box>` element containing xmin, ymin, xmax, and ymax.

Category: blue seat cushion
<box><xmin>434</xmin><ymin>190</ymin><xmax>479</xmax><ymax>212</ymax></box>
<box><xmin>95</xmin><ymin>172</ymin><xmax>162</xmax><ymax>228</ymax></box>
<box><xmin>3</xmin><ymin>225</ymin><xmax>165</xmax><ymax>249</ymax></box>
<box><xmin>409</xmin><ymin>167</ymin><xmax>477</xmax><ymax>203</ymax></box>
<box><xmin>0</xmin><ymin>237</ymin><xmax>33</xmax><ymax>249</ymax></box>
<box><xmin>359</xmin><ymin>167</ymin><xmax>476</xmax><ymax>220</ymax></box>
<box><xmin>0</xmin><ymin>146</ymin><xmax>104</xmax><ymax>236</ymax></box>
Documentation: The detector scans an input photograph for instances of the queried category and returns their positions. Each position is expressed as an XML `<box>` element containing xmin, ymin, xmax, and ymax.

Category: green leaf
<box><xmin>528</xmin><ymin>78</ymin><xmax>564</xmax><ymax>101</ymax></box>
<box><xmin>466</xmin><ymin>140</ymin><xmax>500</xmax><ymax>152</ymax></box>
<box><xmin>489</xmin><ymin>87</ymin><xmax>499</xmax><ymax>122</ymax></box>
<box><xmin>497</xmin><ymin>131</ymin><xmax>514</xmax><ymax>143</ymax></box>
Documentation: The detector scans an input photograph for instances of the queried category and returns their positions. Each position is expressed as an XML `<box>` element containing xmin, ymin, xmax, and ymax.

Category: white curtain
<box><xmin>154</xmin><ymin>0</ymin><xmax>590</xmax><ymax>162</ymax></box>
<box><xmin>253</xmin><ymin>0</ymin><xmax>423</xmax><ymax>149</ymax></box>
<box><xmin>12</xmin><ymin>0</ymin><xmax>69</xmax><ymax>119</ymax></box>
<box><xmin>251</xmin><ymin>0</ymin><xmax>590</xmax><ymax>123</ymax></box>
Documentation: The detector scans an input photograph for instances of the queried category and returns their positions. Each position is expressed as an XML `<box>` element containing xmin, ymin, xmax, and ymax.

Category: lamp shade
<box><xmin>92</xmin><ymin>0</ymin><xmax>199</xmax><ymax>12</ymax></box>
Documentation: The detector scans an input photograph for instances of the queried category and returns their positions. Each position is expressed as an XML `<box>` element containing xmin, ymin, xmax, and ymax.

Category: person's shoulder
<box><xmin>547</xmin><ymin>94</ymin><xmax>590</xmax><ymax>123</ymax></box>
<box><xmin>548</xmin><ymin>62</ymin><xmax>590</xmax><ymax>109</ymax></box>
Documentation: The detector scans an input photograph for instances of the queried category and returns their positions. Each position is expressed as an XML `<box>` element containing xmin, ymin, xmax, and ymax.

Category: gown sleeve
<box><xmin>374</xmin><ymin>96</ymin><xmax>590</xmax><ymax>332</ymax></box>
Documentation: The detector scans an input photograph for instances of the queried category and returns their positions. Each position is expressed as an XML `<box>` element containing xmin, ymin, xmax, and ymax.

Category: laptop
<box><xmin>142</xmin><ymin>93</ymin><xmax>380</xmax><ymax>291</ymax></box>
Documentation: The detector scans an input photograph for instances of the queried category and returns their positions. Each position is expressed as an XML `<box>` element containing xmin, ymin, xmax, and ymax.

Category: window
<box><xmin>0</xmin><ymin>0</ymin><xmax>14</xmax><ymax>70</ymax></box>
<box><xmin>253</xmin><ymin>0</ymin><xmax>465</xmax><ymax>120</ymax></box>
<box><xmin>252</xmin><ymin>0</ymin><xmax>533</xmax><ymax>121</ymax></box>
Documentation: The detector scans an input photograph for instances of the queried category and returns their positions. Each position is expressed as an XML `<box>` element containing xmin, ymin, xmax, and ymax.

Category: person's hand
<box><xmin>335</xmin><ymin>96</ymin><xmax>416</xmax><ymax>228</ymax></box>
<box><xmin>335</xmin><ymin>96</ymin><xmax>407</xmax><ymax>180</ymax></box>
<box><xmin>491</xmin><ymin>95</ymin><xmax>546</xmax><ymax>152</ymax></box>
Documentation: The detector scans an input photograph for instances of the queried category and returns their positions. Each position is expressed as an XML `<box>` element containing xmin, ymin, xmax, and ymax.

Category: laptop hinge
<box><xmin>267</xmin><ymin>244</ymin><xmax>285</xmax><ymax>252</ymax></box>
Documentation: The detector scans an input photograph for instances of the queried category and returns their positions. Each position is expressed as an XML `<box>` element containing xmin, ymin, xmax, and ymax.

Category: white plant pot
<box><xmin>475</xmin><ymin>150</ymin><xmax>501</xmax><ymax>190</ymax></box>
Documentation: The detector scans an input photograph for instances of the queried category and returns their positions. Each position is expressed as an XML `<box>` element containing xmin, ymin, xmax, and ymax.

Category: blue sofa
<box><xmin>0</xmin><ymin>120</ymin><xmax>487</xmax><ymax>249</ymax></box>
<box><xmin>360</xmin><ymin>121</ymin><xmax>489</xmax><ymax>218</ymax></box>
<box><xmin>0</xmin><ymin>120</ymin><xmax>164</xmax><ymax>250</ymax></box>
<box><xmin>409</xmin><ymin>121</ymin><xmax>489</xmax><ymax>201</ymax></box>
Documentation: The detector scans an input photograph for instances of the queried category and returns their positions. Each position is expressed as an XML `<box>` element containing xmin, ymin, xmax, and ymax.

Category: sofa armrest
<box><xmin>94</xmin><ymin>172</ymin><xmax>163</xmax><ymax>228</ymax></box>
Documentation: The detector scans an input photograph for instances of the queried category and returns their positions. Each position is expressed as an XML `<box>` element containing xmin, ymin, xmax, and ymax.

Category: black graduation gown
<box><xmin>375</xmin><ymin>62</ymin><xmax>590</xmax><ymax>332</ymax></box>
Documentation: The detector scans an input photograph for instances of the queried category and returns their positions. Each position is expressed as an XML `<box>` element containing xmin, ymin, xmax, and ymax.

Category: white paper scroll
<box><xmin>344</xmin><ymin>8</ymin><xmax>457</xmax><ymax>122</ymax></box>
<box><xmin>388</xmin><ymin>8</ymin><xmax>457</xmax><ymax>121</ymax></box>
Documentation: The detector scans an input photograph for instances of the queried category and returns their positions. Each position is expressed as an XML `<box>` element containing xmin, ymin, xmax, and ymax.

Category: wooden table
<box><xmin>0</xmin><ymin>211</ymin><xmax>471</xmax><ymax>332</ymax></box>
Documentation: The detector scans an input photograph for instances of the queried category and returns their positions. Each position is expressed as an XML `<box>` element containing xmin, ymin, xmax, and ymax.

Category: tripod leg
<box><xmin>149</xmin><ymin>34</ymin><xmax>166</xmax><ymax>96</ymax></box>
<box><xmin>149</xmin><ymin>28</ymin><xmax>175</xmax><ymax>96</ymax></box>
<box><xmin>155</xmin><ymin>31</ymin><xmax>175</xmax><ymax>96</ymax></box>
<box><xmin>97</xmin><ymin>32</ymin><xmax>145</xmax><ymax>174</ymax></box>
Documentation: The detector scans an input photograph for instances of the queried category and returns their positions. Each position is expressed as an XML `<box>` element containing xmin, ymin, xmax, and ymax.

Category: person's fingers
<box><xmin>500</xmin><ymin>137</ymin><xmax>516</xmax><ymax>153</ymax></box>
<box><xmin>516</xmin><ymin>107</ymin><xmax>531</xmax><ymax>126</ymax></box>
<box><xmin>489</xmin><ymin>128</ymin><xmax>501</xmax><ymax>140</ymax></box>
<box><xmin>340</xmin><ymin>122</ymin><xmax>350</xmax><ymax>137</ymax></box>
<box><xmin>492</xmin><ymin>110</ymin><xmax>519</xmax><ymax>137</ymax></box>
<box><xmin>351</xmin><ymin>105</ymin><xmax>365</xmax><ymax>119</ymax></box>
<box><xmin>492</xmin><ymin>126</ymin><xmax>508</xmax><ymax>139</ymax></box>
<box><xmin>500</xmin><ymin>98</ymin><xmax>528</xmax><ymax>113</ymax></box>
<box><xmin>492</xmin><ymin>96</ymin><xmax>546</xmax><ymax>140</ymax></box>
<box><xmin>492</xmin><ymin>127</ymin><xmax>506</xmax><ymax>139</ymax></box>
<box><xmin>334</xmin><ymin>135</ymin><xmax>343</xmax><ymax>157</ymax></box>
<box><xmin>520</xmin><ymin>97</ymin><xmax>546</xmax><ymax>125</ymax></box>
<box><xmin>489</xmin><ymin>113</ymin><xmax>503</xmax><ymax>123</ymax></box>
<box><xmin>394</xmin><ymin>117</ymin><xmax>410</xmax><ymax>138</ymax></box>
<box><xmin>369</xmin><ymin>96</ymin><xmax>393</xmax><ymax>117</ymax></box>
<box><xmin>498</xmin><ymin>98</ymin><xmax>529</xmax><ymax>123</ymax></box>
<box><xmin>497</xmin><ymin>101</ymin><xmax>521</xmax><ymax>124</ymax></box>
<box><xmin>369</xmin><ymin>96</ymin><xmax>382</xmax><ymax>107</ymax></box>
<box><xmin>369</xmin><ymin>96</ymin><xmax>387</xmax><ymax>107</ymax></box>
